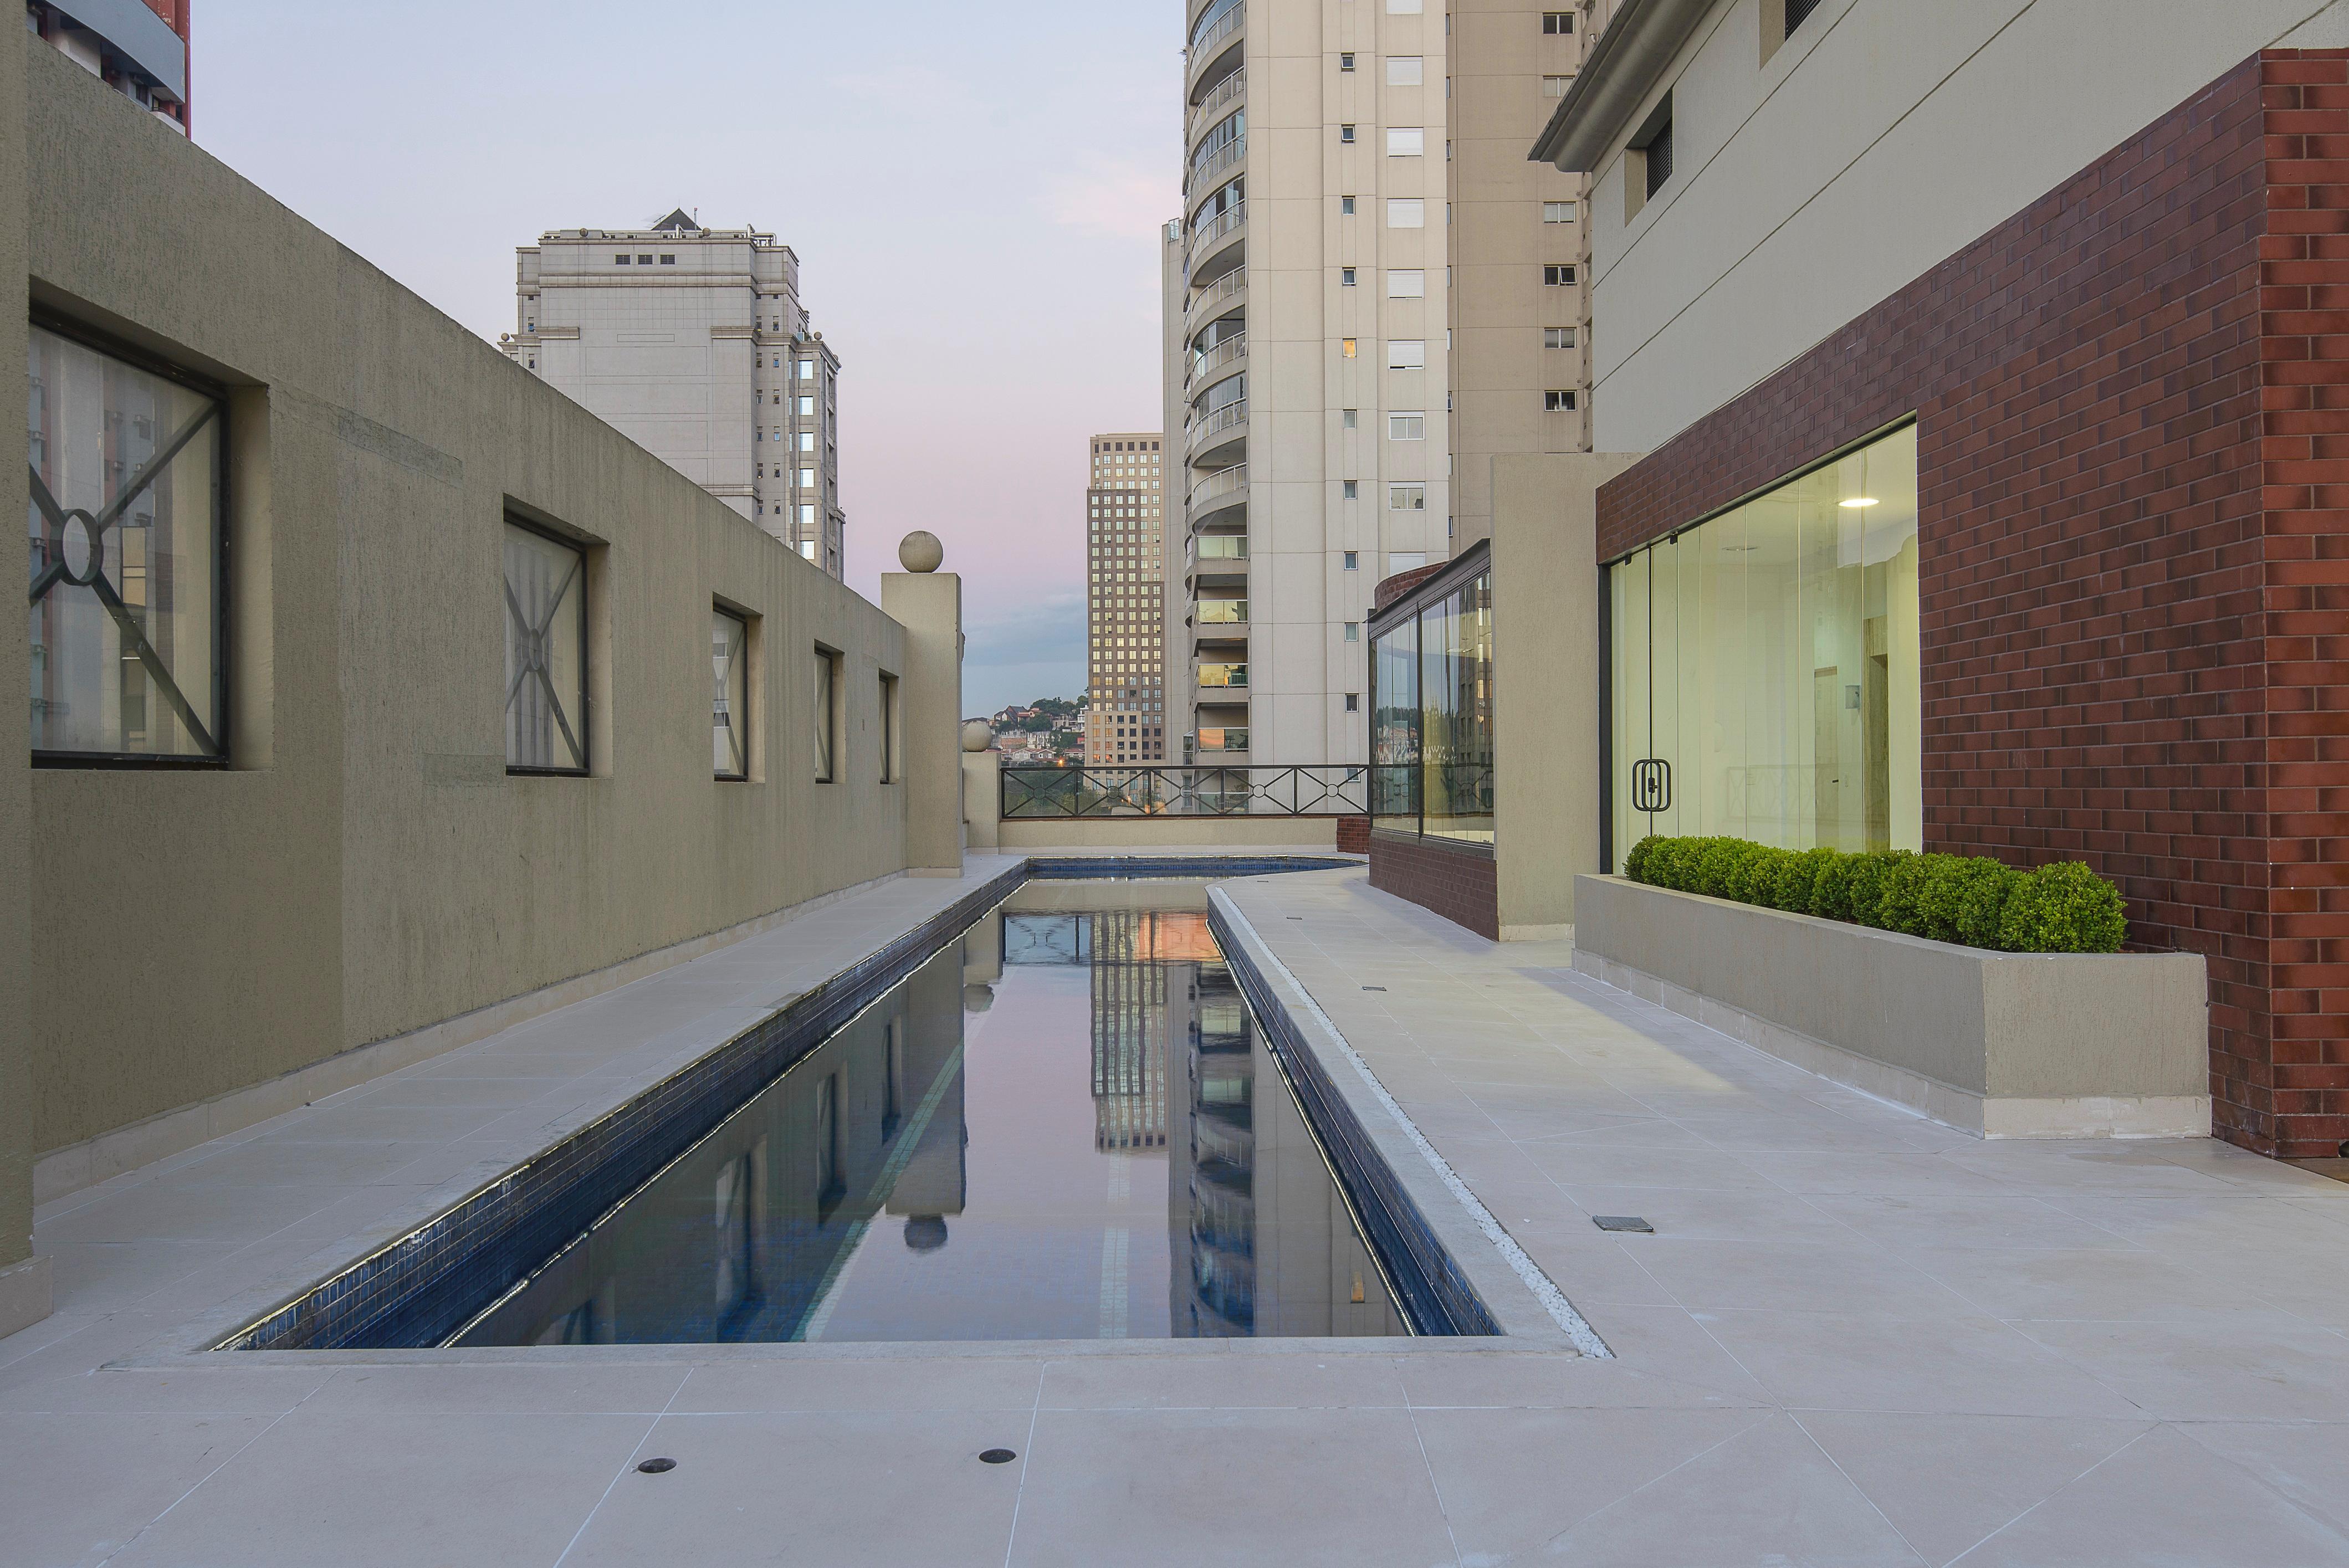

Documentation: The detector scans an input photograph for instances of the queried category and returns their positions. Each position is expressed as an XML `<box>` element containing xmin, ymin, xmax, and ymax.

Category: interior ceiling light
<box><xmin>1840</xmin><ymin>496</ymin><xmax>1880</xmax><ymax>508</ymax></box>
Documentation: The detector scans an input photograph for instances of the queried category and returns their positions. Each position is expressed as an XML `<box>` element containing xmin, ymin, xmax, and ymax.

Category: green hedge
<box><xmin>1620</xmin><ymin>836</ymin><xmax>2127</xmax><ymax>954</ymax></box>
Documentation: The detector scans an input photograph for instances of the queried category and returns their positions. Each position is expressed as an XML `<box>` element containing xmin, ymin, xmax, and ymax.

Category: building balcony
<box><xmin>1186</xmin><ymin>66</ymin><xmax>1246</xmax><ymax>152</ymax></box>
<box><xmin>1187</xmin><ymin>464</ymin><xmax>1247</xmax><ymax>532</ymax></box>
<box><xmin>1196</xmin><ymin>659</ymin><xmax>1249</xmax><ymax>696</ymax></box>
<box><xmin>1185</xmin><ymin>264</ymin><xmax>1246</xmax><ymax>340</ymax></box>
<box><xmin>1189</xmin><ymin>201</ymin><xmax>1245</xmax><ymax>278</ymax></box>
<box><xmin>1193</xmin><ymin>723</ymin><xmax>1251</xmax><ymax>760</ymax></box>
<box><xmin>1186</xmin><ymin>2</ymin><xmax>1244</xmax><ymax>103</ymax></box>
<box><xmin>1186</xmin><ymin>133</ymin><xmax>1246</xmax><ymax>203</ymax></box>
<box><xmin>1186</xmin><ymin>533</ymin><xmax>1249</xmax><ymax>591</ymax></box>
<box><xmin>1187</xmin><ymin>398</ymin><xmax>1247</xmax><ymax>467</ymax></box>
<box><xmin>1185</xmin><ymin>331</ymin><xmax>1247</xmax><ymax>399</ymax></box>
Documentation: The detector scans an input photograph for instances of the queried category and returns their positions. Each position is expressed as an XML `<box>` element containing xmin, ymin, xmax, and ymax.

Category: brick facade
<box><xmin>1336</xmin><ymin>814</ymin><xmax>1371</xmax><ymax>854</ymax></box>
<box><xmin>1594</xmin><ymin>51</ymin><xmax>2349</xmax><ymax>1160</ymax></box>
<box><xmin>1369</xmin><ymin>833</ymin><xmax>1498</xmax><ymax>940</ymax></box>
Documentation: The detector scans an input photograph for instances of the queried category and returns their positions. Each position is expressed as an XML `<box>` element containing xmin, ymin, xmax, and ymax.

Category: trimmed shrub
<box><xmin>1620</xmin><ymin>835</ymin><xmax>2128</xmax><ymax>955</ymax></box>
<box><xmin>1998</xmin><ymin>860</ymin><xmax>2127</xmax><ymax>955</ymax></box>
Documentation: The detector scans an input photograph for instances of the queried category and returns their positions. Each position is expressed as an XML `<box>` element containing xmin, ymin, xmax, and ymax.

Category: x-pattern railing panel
<box><xmin>1001</xmin><ymin>765</ymin><xmax>1368</xmax><ymax>818</ymax></box>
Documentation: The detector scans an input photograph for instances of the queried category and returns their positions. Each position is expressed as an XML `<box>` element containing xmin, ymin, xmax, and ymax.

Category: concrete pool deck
<box><xmin>4</xmin><ymin>860</ymin><xmax>2348</xmax><ymax>1565</ymax></box>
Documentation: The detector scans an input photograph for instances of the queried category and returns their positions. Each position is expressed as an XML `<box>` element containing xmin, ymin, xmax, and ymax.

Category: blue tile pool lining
<box><xmin>213</xmin><ymin>855</ymin><xmax>1493</xmax><ymax>1350</ymax></box>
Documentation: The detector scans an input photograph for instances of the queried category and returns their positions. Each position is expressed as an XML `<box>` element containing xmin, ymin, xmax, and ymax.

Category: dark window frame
<box><xmin>28</xmin><ymin>309</ymin><xmax>233</xmax><ymax>771</ymax></box>
<box><xmin>502</xmin><ymin>513</ymin><xmax>592</xmax><ymax>778</ymax></box>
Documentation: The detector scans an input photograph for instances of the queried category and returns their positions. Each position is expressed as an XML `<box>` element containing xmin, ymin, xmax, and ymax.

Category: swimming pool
<box><xmin>221</xmin><ymin>867</ymin><xmax>1491</xmax><ymax>1349</ymax></box>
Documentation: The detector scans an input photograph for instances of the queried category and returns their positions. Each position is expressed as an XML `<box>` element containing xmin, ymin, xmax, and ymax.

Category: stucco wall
<box><xmin>19</xmin><ymin>44</ymin><xmax>915</xmax><ymax>1157</ymax></box>
<box><xmin>2</xmin><ymin>18</ymin><xmax>33</xmax><ymax>1274</ymax></box>
<box><xmin>1581</xmin><ymin>0</ymin><xmax>2348</xmax><ymax>454</ymax></box>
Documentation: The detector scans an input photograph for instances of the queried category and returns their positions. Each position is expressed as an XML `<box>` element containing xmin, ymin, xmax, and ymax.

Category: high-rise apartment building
<box><xmin>1165</xmin><ymin>0</ymin><xmax>1609</xmax><ymax>763</ymax></box>
<box><xmin>1086</xmin><ymin>433</ymin><xmax>1169</xmax><ymax>765</ymax></box>
<box><xmin>502</xmin><ymin>211</ymin><xmax>847</xmax><ymax>578</ymax></box>
<box><xmin>25</xmin><ymin>1</ymin><xmax>191</xmax><ymax>132</ymax></box>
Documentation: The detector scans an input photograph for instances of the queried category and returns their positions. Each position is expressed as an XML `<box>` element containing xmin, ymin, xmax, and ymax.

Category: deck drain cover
<box><xmin>637</xmin><ymin>1458</ymin><xmax>677</xmax><ymax>1474</ymax></box>
<box><xmin>1592</xmin><ymin>1216</ymin><xmax>1654</xmax><ymax>1233</ymax></box>
<box><xmin>980</xmin><ymin>1448</ymin><xmax>1017</xmax><ymax>1464</ymax></box>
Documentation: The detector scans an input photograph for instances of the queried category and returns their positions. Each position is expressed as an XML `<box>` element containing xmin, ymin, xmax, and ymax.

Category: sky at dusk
<box><xmin>196</xmin><ymin>0</ymin><xmax>1183</xmax><ymax>717</ymax></box>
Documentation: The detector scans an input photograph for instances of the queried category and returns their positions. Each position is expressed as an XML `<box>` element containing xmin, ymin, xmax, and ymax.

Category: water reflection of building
<box><xmin>1089</xmin><ymin>910</ymin><xmax>1214</xmax><ymax>1152</ymax></box>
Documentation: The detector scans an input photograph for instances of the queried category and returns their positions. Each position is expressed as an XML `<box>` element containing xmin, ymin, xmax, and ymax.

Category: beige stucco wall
<box><xmin>18</xmin><ymin>44</ymin><xmax>920</xmax><ymax>1160</ymax></box>
<box><xmin>882</xmin><ymin>571</ymin><xmax>961</xmax><ymax>873</ymax></box>
<box><xmin>1490</xmin><ymin>452</ymin><xmax>1640</xmax><ymax>936</ymax></box>
<box><xmin>1579</xmin><ymin>0</ymin><xmax>2348</xmax><ymax>454</ymax></box>
<box><xmin>1</xmin><ymin>17</ymin><xmax>33</xmax><ymax>1281</ymax></box>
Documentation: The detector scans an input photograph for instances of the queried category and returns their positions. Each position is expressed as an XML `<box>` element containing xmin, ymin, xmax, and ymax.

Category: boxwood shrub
<box><xmin>1619</xmin><ymin>835</ymin><xmax>2127</xmax><ymax>955</ymax></box>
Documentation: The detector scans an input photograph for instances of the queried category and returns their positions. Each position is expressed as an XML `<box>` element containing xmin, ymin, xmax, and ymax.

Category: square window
<box><xmin>1343</xmin><ymin>480</ymin><xmax>1360</xmax><ymax>500</ymax></box>
<box><xmin>636</xmin><ymin>254</ymin><xmax>653</xmax><ymax>264</ymax></box>
<box><xmin>799</xmin><ymin>358</ymin><xmax>815</xmax><ymax>379</ymax></box>
<box><xmin>1342</xmin><ymin>267</ymin><xmax>1357</xmax><ymax>286</ymax></box>
<box><xmin>799</xmin><ymin>432</ymin><xmax>815</xmax><ymax>452</ymax></box>
<box><xmin>800</xmin><ymin>467</ymin><xmax>816</xmax><ymax>486</ymax></box>
<box><xmin>1343</xmin><ymin>408</ymin><xmax>1359</xmax><ymax>429</ymax></box>
<box><xmin>1387</xmin><ymin>339</ymin><xmax>1426</xmax><ymax>368</ymax></box>
<box><xmin>1543</xmin><ymin>75</ymin><xmax>1571</xmax><ymax>96</ymax></box>
<box><xmin>712</xmin><ymin>608</ymin><xmax>749</xmax><ymax>780</ymax></box>
<box><xmin>1386</xmin><ymin>56</ymin><xmax>1422</xmax><ymax>85</ymax></box>
<box><xmin>1341</xmin><ymin>123</ymin><xmax>1356</xmax><ymax>143</ymax></box>
<box><xmin>1389</xmin><ymin>412</ymin><xmax>1425</xmax><ymax>439</ymax></box>
<box><xmin>797</xmin><ymin>395</ymin><xmax>815</xmax><ymax>415</ymax></box>
<box><xmin>1387</xmin><ymin>269</ymin><xmax>1425</xmax><ymax>298</ymax></box>
<box><xmin>1344</xmin><ymin>622</ymin><xmax>1360</xmax><ymax>642</ymax></box>
<box><xmin>1386</xmin><ymin>127</ymin><xmax>1425</xmax><ymax>157</ymax></box>
<box><xmin>1545</xmin><ymin>326</ymin><xmax>1579</xmax><ymax>349</ymax></box>
<box><xmin>1543</xmin><ymin>200</ymin><xmax>1577</xmax><ymax>222</ymax></box>
<box><xmin>1389</xmin><ymin>483</ymin><xmax>1426</xmax><ymax>511</ymax></box>
<box><xmin>613</xmin><ymin>254</ymin><xmax>630</xmax><ymax>265</ymax></box>
<box><xmin>1546</xmin><ymin>389</ymin><xmax>1580</xmax><ymax>411</ymax></box>
<box><xmin>1543</xmin><ymin>11</ymin><xmax>1573</xmax><ymax>33</ymax></box>
<box><xmin>659</xmin><ymin>253</ymin><xmax>676</xmax><ymax>264</ymax></box>
<box><xmin>28</xmin><ymin>325</ymin><xmax>227</xmax><ymax>760</ymax></box>
<box><xmin>504</xmin><ymin>519</ymin><xmax>588</xmax><ymax>774</ymax></box>
<box><xmin>1388</xmin><ymin>197</ymin><xmax>1425</xmax><ymax>228</ymax></box>
<box><xmin>1340</xmin><ymin>50</ymin><xmax>1355</xmax><ymax>69</ymax></box>
<box><xmin>1345</xmin><ymin>693</ymin><xmax>1360</xmax><ymax>711</ymax></box>
<box><xmin>1544</xmin><ymin>264</ymin><xmax>1578</xmax><ymax>285</ymax></box>
<box><xmin>813</xmin><ymin>648</ymin><xmax>838</xmax><ymax>781</ymax></box>
<box><xmin>1342</xmin><ymin>337</ymin><xmax>1358</xmax><ymax>358</ymax></box>
<box><xmin>1342</xmin><ymin>194</ymin><xmax>1357</xmax><ymax>215</ymax></box>
<box><xmin>1344</xmin><ymin>551</ymin><xmax>1360</xmax><ymax>569</ymax></box>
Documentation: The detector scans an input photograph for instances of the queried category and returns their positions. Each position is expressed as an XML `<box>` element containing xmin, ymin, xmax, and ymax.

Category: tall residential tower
<box><xmin>1087</xmin><ymin>434</ymin><xmax>1169</xmax><ymax>765</ymax></box>
<box><xmin>503</xmin><ymin>211</ymin><xmax>847</xmax><ymax>578</ymax></box>
<box><xmin>1166</xmin><ymin>0</ymin><xmax>1609</xmax><ymax>763</ymax></box>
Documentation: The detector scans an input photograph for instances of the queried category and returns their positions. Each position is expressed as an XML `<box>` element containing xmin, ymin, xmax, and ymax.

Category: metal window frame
<box><xmin>712</xmin><ymin>604</ymin><xmax>750</xmax><ymax>782</ymax></box>
<box><xmin>27</xmin><ymin>310</ymin><xmax>231</xmax><ymax>771</ymax></box>
<box><xmin>812</xmin><ymin>644</ymin><xmax>840</xmax><ymax>783</ymax></box>
<box><xmin>501</xmin><ymin>513</ymin><xmax>591</xmax><ymax>778</ymax></box>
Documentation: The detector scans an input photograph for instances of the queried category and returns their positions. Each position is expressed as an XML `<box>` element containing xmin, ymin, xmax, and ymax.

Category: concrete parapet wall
<box><xmin>998</xmin><ymin>817</ymin><xmax>1340</xmax><ymax>850</ymax></box>
<box><xmin>1573</xmin><ymin>875</ymin><xmax>2210</xmax><ymax>1138</ymax></box>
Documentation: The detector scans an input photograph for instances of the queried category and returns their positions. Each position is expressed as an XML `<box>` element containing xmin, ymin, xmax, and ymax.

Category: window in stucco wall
<box><xmin>27</xmin><ymin>322</ymin><xmax>228</xmax><ymax>765</ymax></box>
<box><xmin>505</xmin><ymin>519</ymin><xmax>590</xmax><ymax>776</ymax></box>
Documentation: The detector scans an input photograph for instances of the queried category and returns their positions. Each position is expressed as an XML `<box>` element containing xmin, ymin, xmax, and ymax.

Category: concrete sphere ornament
<box><xmin>898</xmin><ymin>531</ymin><xmax>944</xmax><ymax>572</ymax></box>
<box><xmin>961</xmin><ymin>720</ymin><xmax>994</xmax><ymax>753</ymax></box>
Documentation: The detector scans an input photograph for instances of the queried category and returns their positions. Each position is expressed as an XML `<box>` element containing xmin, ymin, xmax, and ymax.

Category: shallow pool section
<box><xmin>451</xmin><ymin>882</ymin><xmax>1407</xmax><ymax>1344</ymax></box>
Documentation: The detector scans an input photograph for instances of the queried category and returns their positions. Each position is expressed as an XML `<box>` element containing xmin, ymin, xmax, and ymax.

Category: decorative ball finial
<box><xmin>961</xmin><ymin>720</ymin><xmax>994</xmax><ymax>754</ymax></box>
<box><xmin>899</xmin><ymin>531</ymin><xmax>944</xmax><ymax>572</ymax></box>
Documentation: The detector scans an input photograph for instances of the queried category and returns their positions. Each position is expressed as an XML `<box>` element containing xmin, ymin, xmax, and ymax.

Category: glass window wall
<box><xmin>1607</xmin><ymin>422</ymin><xmax>1921</xmax><ymax>866</ymax></box>
<box><xmin>505</xmin><ymin>520</ymin><xmax>587</xmax><ymax>774</ymax></box>
<box><xmin>1369</xmin><ymin>571</ymin><xmax>1493</xmax><ymax>844</ymax></box>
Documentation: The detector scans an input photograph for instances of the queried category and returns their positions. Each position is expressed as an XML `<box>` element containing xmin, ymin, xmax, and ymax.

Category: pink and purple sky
<box><xmin>198</xmin><ymin>0</ymin><xmax>1181</xmax><ymax>717</ymax></box>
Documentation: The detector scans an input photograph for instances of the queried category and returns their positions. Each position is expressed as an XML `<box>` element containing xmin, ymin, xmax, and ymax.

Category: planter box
<box><xmin>1572</xmin><ymin>875</ymin><xmax>2209</xmax><ymax>1139</ymax></box>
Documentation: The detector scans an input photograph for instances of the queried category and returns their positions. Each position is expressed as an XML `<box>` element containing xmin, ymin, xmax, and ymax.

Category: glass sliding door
<box><xmin>1607</xmin><ymin>423</ymin><xmax>1921</xmax><ymax>868</ymax></box>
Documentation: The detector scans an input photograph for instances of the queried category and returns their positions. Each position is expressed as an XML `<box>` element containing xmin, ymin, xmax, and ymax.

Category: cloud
<box><xmin>1041</xmin><ymin>153</ymin><xmax>1180</xmax><ymax>241</ymax></box>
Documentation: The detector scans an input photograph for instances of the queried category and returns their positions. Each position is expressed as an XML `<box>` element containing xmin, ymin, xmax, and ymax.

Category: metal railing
<box><xmin>1188</xmin><ymin>331</ymin><xmax>1247</xmax><ymax>391</ymax></box>
<box><xmin>1189</xmin><ymin>201</ymin><xmax>1245</xmax><ymax>264</ymax></box>
<box><xmin>1187</xmin><ymin>264</ymin><xmax>1246</xmax><ymax>327</ymax></box>
<box><xmin>1188</xmin><ymin>67</ymin><xmax>1246</xmax><ymax>144</ymax></box>
<box><xmin>1186</xmin><ymin>3</ymin><xmax>1243</xmax><ymax>81</ymax></box>
<box><xmin>1188</xmin><ymin>463</ymin><xmax>1247</xmax><ymax>515</ymax></box>
<box><xmin>1189</xmin><ymin>398</ymin><xmax>1247</xmax><ymax>453</ymax></box>
<box><xmin>1188</xmin><ymin>533</ymin><xmax>1249</xmax><ymax>571</ymax></box>
<box><xmin>1004</xmin><ymin>764</ymin><xmax>1367</xmax><ymax>819</ymax></box>
<box><xmin>1189</xmin><ymin>131</ymin><xmax>1246</xmax><ymax>196</ymax></box>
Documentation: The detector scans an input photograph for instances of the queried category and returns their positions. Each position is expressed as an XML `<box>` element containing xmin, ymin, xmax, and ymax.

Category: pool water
<box><xmin>452</xmin><ymin>882</ymin><xmax>1408</xmax><ymax>1344</ymax></box>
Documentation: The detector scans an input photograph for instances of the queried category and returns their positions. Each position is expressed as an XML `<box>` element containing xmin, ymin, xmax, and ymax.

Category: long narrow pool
<box><xmin>448</xmin><ymin>881</ymin><xmax>1408</xmax><ymax>1344</ymax></box>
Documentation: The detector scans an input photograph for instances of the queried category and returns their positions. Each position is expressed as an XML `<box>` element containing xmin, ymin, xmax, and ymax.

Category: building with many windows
<box><xmin>1164</xmin><ymin>0</ymin><xmax>1612</xmax><ymax>765</ymax></box>
<box><xmin>23</xmin><ymin>1</ymin><xmax>190</xmax><ymax>132</ymax></box>
<box><xmin>501</xmin><ymin>211</ymin><xmax>847</xmax><ymax>579</ymax></box>
<box><xmin>1087</xmin><ymin>433</ymin><xmax>1168</xmax><ymax>764</ymax></box>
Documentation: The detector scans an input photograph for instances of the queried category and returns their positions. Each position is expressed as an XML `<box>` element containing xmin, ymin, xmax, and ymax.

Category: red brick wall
<box><xmin>1369</xmin><ymin>833</ymin><xmax>1498</xmax><ymax>940</ymax></box>
<box><xmin>1336</xmin><ymin>815</ymin><xmax>1371</xmax><ymax>854</ymax></box>
<box><xmin>1594</xmin><ymin>52</ymin><xmax>2349</xmax><ymax>1159</ymax></box>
